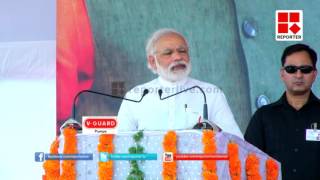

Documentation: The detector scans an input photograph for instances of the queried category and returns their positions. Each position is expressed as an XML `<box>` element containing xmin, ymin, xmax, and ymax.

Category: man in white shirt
<box><xmin>117</xmin><ymin>28</ymin><xmax>243</xmax><ymax>138</ymax></box>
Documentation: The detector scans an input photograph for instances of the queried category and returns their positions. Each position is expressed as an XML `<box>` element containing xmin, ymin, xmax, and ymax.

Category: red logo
<box><xmin>82</xmin><ymin>116</ymin><xmax>118</xmax><ymax>134</ymax></box>
<box><xmin>275</xmin><ymin>10</ymin><xmax>303</xmax><ymax>41</ymax></box>
<box><xmin>84</xmin><ymin>118</ymin><xmax>117</xmax><ymax>128</ymax></box>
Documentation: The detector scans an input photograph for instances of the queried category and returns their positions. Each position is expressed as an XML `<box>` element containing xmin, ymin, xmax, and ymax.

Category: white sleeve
<box><xmin>209</xmin><ymin>90</ymin><xmax>243</xmax><ymax>138</ymax></box>
<box><xmin>116</xmin><ymin>92</ymin><xmax>138</xmax><ymax>131</ymax></box>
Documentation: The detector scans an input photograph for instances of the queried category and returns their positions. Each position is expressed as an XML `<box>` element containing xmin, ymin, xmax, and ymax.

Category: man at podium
<box><xmin>117</xmin><ymin>28</ymin><xmax>243</xmax><ymax>138</ymax></box>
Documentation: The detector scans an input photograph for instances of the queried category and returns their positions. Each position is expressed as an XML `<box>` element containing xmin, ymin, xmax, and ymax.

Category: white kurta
<box><xmin>117</xmin><ymin>77</ymin><xmax>243</xmax><ymax>138</ymax></box>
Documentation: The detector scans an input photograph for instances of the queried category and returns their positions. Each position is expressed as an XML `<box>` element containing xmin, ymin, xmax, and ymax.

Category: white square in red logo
<box><xmin>275</xmin><ymin>10</ymin><xmax>303</xmax><ymax>41</ymax></box>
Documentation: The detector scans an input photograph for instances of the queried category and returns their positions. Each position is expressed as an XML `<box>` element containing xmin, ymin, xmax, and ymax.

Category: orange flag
<box><xmin>57</xmin><ymin>0</ymin><xmax>95</xmax><ymax>134</ymax></box>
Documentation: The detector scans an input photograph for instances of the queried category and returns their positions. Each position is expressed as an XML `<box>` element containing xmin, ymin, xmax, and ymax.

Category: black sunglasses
<box><xmin>283</xmin><ymin>65</ymin><xmax>315</xmax><ymax>74</ymax></box>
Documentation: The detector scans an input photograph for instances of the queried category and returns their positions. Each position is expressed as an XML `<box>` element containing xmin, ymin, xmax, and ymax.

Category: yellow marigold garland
<box><xmin>43</xmin><ymin>138</ymin><xmax>60</xmax><ymax>180</ymax></box>
<box><xmin>97</xmin><ymin>134</ymin><xmax>114</xmax><ymax>180</ymax></box>
<box><xmin>162</xmin><ymin>131</ymin><xmax>177</xmax><ymax>180</ymax></box>
<box><xmin>266</xmin><ymin>158</ymin><xmax>279</xmax><ymax>180</ymax></box>
<box><xmin>202</xmin><ymin>130</ymin><xmax>218</xmax><ymax>180</ymax></box>
<box><xmin>245</xmin><ymin>153</ymin><xmax>261</xmax><ymax>180</ymax></box>
<box><xmin>228</xmin><ymin>142</ymin><xmax>241</xmax><ymax>180</ymax></box>
<box><xmin>60</xmin><ymin>127</ymin><xmax>78</xmax><ymax>180</ymax></box>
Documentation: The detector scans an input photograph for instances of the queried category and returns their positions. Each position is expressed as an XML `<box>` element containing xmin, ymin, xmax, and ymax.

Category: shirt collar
<box><xmin>158</xmin><ymin>76</ymin><xmax>188</xmax><ymax>87</ymax></box>
<box><xmin>272</xmin><ymin>91</ymin><xmax>320</xmax><ymax>107</ymax></box>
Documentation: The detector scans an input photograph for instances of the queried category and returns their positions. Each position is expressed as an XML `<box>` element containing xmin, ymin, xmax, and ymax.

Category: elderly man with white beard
<box><xmin>117</xmin><ymin>28</ymin><xmax>243</xmax><ymax>138</ymax></box>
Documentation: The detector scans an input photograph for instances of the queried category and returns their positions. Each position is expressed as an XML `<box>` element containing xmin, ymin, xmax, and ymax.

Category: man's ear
<box><xmin>147</xmin><ymin>55</ymin><xmax>157</xmax><ymax>70</ymax></box>
<box><xmin>312</xmin><ymin>69</ymin><xmax>318</xmax><ymax>82</ymax></box>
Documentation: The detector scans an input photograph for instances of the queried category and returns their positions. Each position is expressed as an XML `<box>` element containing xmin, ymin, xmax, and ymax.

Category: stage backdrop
<box><xmin>57</xmin><ymin>0</ymin><xmax>320</xmax><ymax>134</ymax></box>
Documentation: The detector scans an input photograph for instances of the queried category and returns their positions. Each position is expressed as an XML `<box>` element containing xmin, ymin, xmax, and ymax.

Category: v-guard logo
<box><xmin>275</xmin><ymin>10</ymin><xmax>303</xmax><ymax>41</ymax></box>
<box><xmin>82</xmin><ymin>116</ymin><xmax>118</xmax><ymax>134</ymax></box>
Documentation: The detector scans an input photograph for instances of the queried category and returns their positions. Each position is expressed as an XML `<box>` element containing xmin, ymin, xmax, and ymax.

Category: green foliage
<box><xmin>136</xmin><ymin>145</ymin><xmax>144</xmax><ymax>153</ymax></box>
<box><xmin>133</xmin><ymin>130</ymin><xmax>144</xmax><ymax>142</ymax></box>
<box><xmin>127</xmin><ymin>130</ymin><xmax>145</xmax><ymax>179</ymax></box>
<box><xmin>129</xmin><ymin>146</ymin><xmax>137</xmax><ymax>154</ymax></box>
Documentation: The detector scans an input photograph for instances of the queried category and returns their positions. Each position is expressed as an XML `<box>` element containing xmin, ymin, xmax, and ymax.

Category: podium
<box><xmin>52</xmin><ymin>130</ymin><xmax>281</xmax><ymax>179</ymax></box>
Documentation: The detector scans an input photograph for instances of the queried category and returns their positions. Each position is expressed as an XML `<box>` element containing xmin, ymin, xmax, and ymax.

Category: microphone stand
<box><xmin>60</xmin><ymin>89</ymin><xmax>149</xmax><ymax>133</ymax></box>
<box><xmin>158</xmin><ymin>86</ymin><xmax>221</xmax><ymax>131</ymax></box>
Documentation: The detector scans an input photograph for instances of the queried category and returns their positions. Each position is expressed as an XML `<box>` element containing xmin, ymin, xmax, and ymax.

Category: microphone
<box><xmin>158</xmin><ymin>85</ymin><xmax>208</xmax><ymax>119</ymax></box>
<box><xmin>158</xmin><ymin>86</ymin><xmax>221</xmax><ymax>131</ymax></box>
<box><xmin>192</xmin><ymin>119</ymin><xmax>221</xmax><ymax>131</ymax></box>
<box><xmin>60</xmin><ymin>89</ymin><xmax>149</xmax><ymax>132</ymax></box>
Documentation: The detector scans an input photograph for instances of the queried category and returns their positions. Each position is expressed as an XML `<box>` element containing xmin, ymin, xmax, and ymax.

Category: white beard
<box><xmin>155</xmin><ymin>58</ymin><xmax>191</xmax><ymax>82</ymax></box>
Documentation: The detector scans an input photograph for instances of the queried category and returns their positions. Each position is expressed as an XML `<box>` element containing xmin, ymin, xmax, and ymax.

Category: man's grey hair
<box><xmin>145</xmin><ymin>28</ymin><xmax>188</xmax><ymax>71</ymax></box>
<box><xmin>145</xmin><ymin>28</ymin><xmax>188</xmax><ymax>56</ymax></box>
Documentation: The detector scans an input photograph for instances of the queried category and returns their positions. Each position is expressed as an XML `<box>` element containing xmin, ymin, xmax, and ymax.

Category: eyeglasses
<box><xmin>283</xmin><ymin>65</ymin><xmax>315</xmax><ymax>74</ymax></box>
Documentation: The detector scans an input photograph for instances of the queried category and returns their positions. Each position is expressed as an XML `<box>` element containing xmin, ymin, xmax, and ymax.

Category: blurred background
<box><xmin>0</xmin><ymin>0</ymin><xmax>55</xmax><ymax>179</ymax></box>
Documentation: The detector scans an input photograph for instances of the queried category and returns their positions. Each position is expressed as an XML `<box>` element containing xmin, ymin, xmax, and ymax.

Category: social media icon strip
<box><xmin>35</xmin><ymin>152</ymin><xmax>45</xmax><ymax>162</ymax></box>
<box><xmin>163</xmin><ymin>152</ymin><xmax>173</xmax><ymax>162</ymax></box>
<box><xmin>99</xmin><ymin>152</ymin><xmax>109</xmax><ymax>162</ymax></box>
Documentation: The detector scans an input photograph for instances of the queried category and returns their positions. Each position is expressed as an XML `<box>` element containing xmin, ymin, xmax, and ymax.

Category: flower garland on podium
<box><xmin>162</xmin><ymin>131</ymin><xmax>177</xmax><ymax>180</ymax></box>
<box><xmin>43</xmin><ymin>129</ymin><xmax>280</xmax><ymax>179</ymax></box>
<box><xmin>43</xmin><ymin>127</ymin><xmax>78</xmax><ymax>180</ymax></box>
<box><xmin>202</xmin><ymin>130</ymin><xmax>218</xmax><ymax>180</ymax></box>
<box><xmin>128</xmin><ymin>130</ymin><xmax>145</xmax><ymax>179</ymax></box>
<box><xmin>246</xmin><ymin>153</ymin><xmax>261</xmax><ymax>180</ymax></box>
<box><xmin>97</xmin><ymin>134</ymin><xmax>114</xmax><ymax>180</ymax></box>
<box><xmin>228</xmin><ymin>142</ymin><xmax>241</xmax><ymax>180</ymax></box>
<box><xmin>43</xmin><ymin>138</ymin><xmax>60</xmax><ymax>180</ymax></box>
<box><xmin>266</xmin><ymin>158</ymin><xmax>279</xmax><ymax>180</ymax></box>
<box><xmin>60</xmin><ymin>127</ymin><xmax>78</xmax><ymax>180</ymax></box>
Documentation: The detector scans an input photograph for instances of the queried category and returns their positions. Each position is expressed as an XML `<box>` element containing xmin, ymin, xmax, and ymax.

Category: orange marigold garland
<box><xmin>43</xmin><ymin>138</ymin><xmax>60</xmax><ymax>180</ymax></box>
<box><xmin>228</xmin><ymin>142</ymin><xmax>241</xmax><ymax>180</ymax></box>
<box><xmin>162</xmin><ymin>131</ymin><xmax>177</xmax><ymax>180</ymax></box>
<box><xmin>97</xmin><ymin>134</ymin><xmax>114</xmax><ymax>180</ymax></box>
<box><xmin>266</xmin><ymin>158</ymin><xmax>279</xmax><ymax>180</ymax></box>
<box><xmin>245</xmin><ymin>153</ymin><xmax>261</xmax><ymax>180</ymax></box>
<box><xmin>202</xmin><ymin>130</ymin><xmax>218</xmax><ymax>180</ymax></box>
<box><xmin>60</xmin><ymin>127</ymin><xmax>78</xmax><ymax>180</ymax></box>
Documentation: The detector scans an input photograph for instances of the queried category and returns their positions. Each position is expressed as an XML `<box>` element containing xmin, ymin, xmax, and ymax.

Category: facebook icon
<box><xmin>35</xmin><ymin>152</ymin><xmax>45</xmax><ymax>162</ymax></box>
